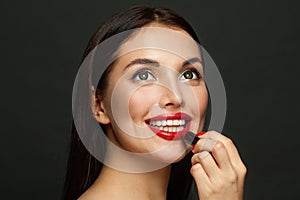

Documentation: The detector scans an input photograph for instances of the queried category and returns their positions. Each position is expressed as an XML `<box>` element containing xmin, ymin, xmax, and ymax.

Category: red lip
<box><xmin>145</xmin><ymin>112</ymin><xmax>192</xmax><ymax>140</ymax></box>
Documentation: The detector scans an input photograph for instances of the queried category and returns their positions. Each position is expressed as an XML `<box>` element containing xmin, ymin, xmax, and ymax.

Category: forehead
<box><xmin>116</xmin><ymin>26</ymin><xmax>201</xmax><ymax>61</ymax></box>
<box><xmin>114</xmin><ymin>49</ymin><xmax>202</xmax><ymax>71</ymax></box>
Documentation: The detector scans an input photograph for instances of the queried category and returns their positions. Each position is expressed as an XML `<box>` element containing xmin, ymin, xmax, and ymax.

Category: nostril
<box><xmin>165</xmin><ymin>102</ymin><xmax>174</xmax><ymax>107</ymax></box>
<box><xmin>160</xmin><ymin>95</ymin><xmax>184</xmax><ymax>108</ymax></box>
<box><xmin>158</xmin><ymin>88</ymin><xmax>184</xmax><ymax>108</ymax></box>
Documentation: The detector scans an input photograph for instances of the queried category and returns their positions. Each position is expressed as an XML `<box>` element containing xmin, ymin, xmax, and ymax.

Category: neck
<box><xmin>92</xmin><ymin>165</ymin><xmax>171</xmax><ymax>200</ymax></box>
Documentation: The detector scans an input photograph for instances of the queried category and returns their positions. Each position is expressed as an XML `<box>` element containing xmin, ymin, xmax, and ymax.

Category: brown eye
<box><xmin>179</xmin><ymin>69</ymin><xmax>200</xmax><ymax>80</ymax></box>
<box><xmin>183</xmin><ymin>71</ymin><xmax>193</xmax><ymax>79</ymax></box>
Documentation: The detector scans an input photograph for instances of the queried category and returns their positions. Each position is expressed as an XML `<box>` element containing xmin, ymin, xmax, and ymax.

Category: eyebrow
<box><xmin>124</xmin><ymin>57</ymin><xmax>202</xmax><ymax>70</ymax></box>
<box><xmin>124</xmin><ymin>58</ymin><xmax>160</xmax><ymax>69</ymax></box>
<box><xmin>182</xmin><ymin>57</ymin><xmax>202</xmax><ymax>67</ymax></box>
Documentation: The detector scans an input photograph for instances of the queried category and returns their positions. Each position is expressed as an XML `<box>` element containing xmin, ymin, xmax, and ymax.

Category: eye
<box><xmin>179</xmin><ymin>69</ymin><xmax>201</xmax><ymax>80</ymax></box>
<box><xmin>132</xmin><ymin>69</ymin><xmax>156</xmax><ymax>81</ymax></box>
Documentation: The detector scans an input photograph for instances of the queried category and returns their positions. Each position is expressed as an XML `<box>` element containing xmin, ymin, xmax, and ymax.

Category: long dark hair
<box><xmin>63</xmin><ymin>5</ymin><xmax>203</xmax><ymax>200</ymax></box>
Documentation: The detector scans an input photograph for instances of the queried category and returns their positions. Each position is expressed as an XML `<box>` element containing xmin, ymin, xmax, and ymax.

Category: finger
<box><xmin>190</xmin><ymin>163</ymin><xmax>211</xmax><ymax>192</ymax></box>
<box><xmin>217</xmin><ymin>133</ymin><xmax>247</xmax><ymax>171</ymax></box>
<box><xmin>200</xmin><ymin>131</ymin><xmax>245</xmax><ymax>171</ymax></box>
<box><xmin>197</xmin><ymin>130</ymin><xmax>221</xmax><ymax>141</ymax></box>
<box><xmin>191</xmin><ymin>130</ymin><xmax>221</xmax><ymax>153</ymax></box>
<box><xmin>191</xmin><ymin>151</ymin><xmax>210</xmax><ymax>165</ymax></box>
<box><xmin>193</xmin><ymin>130</ymin><xmax>246</xmax><ymax>177</ymax></box>
<box><xmin>195</xmin><ymin>151</ymin><xmax>221</xmax><ymax>182</ymax></box>
<box><xmin>211</xmin><ymin>141</ymin><xmax>235</xmax><ymax>174</ymax></box>
<box><xmin>211</xmin><ymin>131</ymin><xmax>247</xmax><ymax>184</ymax></box>
<box><xmin>192</xmin><ymin>138</ymin><xmax>217</xmax><ymax>153</ymax></box>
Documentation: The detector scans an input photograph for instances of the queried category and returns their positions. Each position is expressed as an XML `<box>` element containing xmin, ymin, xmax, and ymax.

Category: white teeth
<box><xmin>179</xmin><ymin>119</ymin><xmax>185</xmax><ymax>126</ymax></box>
<box><xmin>148</xmin><ymin>118</ymin><xmax>188</xmax><ymax>132</ymax></box>
<box><xmin>152</xmin><ymin>125</ymin><xmax>185</xmax><ymax>132</ymax></box>
<box><xmin>173</xmin><ymin>119</ymin><xmax>179</xmax><ymax>126</ymax></box>
<box><xmin>149</xmin><ymin>119</ymin><xmax>187</xmax><ymax>127</ymax></box>
<box><xmin>156</xmin><ymin>121</ymin><xmax>162</xmax><ymax>126</ymax></box>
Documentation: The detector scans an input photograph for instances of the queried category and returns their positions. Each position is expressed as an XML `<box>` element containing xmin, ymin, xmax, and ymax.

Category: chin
<box><xmin>146</xmin><ymin>142</ymin><xmax>190</xmax><ymax>164</ymax></box>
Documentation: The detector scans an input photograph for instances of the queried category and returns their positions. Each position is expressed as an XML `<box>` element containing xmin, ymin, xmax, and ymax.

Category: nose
<box><xmin>158</xmin><ymin>82</ymin><xmax>184</xmax><ymax>109</ymax></box>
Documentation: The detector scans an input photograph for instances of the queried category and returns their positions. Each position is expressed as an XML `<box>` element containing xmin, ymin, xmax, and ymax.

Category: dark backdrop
<box><xmin>1</xmin><ymin>0</ymin><xmax>299</xmax><ymax>199</ymax></box>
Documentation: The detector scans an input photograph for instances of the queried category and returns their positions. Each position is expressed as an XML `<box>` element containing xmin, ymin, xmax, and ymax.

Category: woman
<box><xmin>64</xmin><ymin>5</ymin><xmax>246</xmax><ymax>200</ymax></box>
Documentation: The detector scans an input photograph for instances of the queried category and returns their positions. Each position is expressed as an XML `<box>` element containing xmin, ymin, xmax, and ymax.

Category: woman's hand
<box><xmin>190</xmin><ymin>131</ymin><xmax>247</xmax><ymax>200</ymax></box>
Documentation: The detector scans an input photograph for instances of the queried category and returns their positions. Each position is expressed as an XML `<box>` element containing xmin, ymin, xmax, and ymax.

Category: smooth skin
<box><xmin>190</xmin><ymin>131</ymin><xmax>247</xmax><ymax>200</ymax></box>
<box><xmin>82</xmin><ymin>24</ymin><xmax>247</xmax><ymax>200</ymax></box>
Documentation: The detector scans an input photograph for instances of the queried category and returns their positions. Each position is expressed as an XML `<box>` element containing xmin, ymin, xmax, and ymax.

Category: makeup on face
<box><xmin>122</xmin><ymin>55</ymin><xmax>205</xmax><ymax>141</ymax></box>
<box><xmin>145</xmin><ymin>112</ymin><xmax>192</xmax><ymax>140</ymax></box>
<box><xmin>110</xmin><ymin>51</ymin><xmax>206</xmax><ymax>137</ymax></box>
<box><xmin>105</xmin><ymin>27</ymin><xmax>208</xmax><ymax>161</ymax></box>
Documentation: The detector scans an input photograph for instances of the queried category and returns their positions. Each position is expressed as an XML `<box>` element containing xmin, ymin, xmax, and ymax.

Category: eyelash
<box><xmin>131</xmin><ymin>68</ymin><xmax>202</xmax><ymax>82</ymax></box>
<box><xmin>179</xmin><ymin>68</ymin><xmax>202</xmax><ymax>80</ymax></box>
<box><xmin>131</xmin><ymin>68</ymin><xmax>156</xmax><ymax>81</ymax></box>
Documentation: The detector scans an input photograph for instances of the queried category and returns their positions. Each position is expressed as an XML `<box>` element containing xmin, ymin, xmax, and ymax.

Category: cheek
<box><xmin>128</xmin><ymin>87</ymin><xmax>158</xmax><ymax>123</ymax></box>
<box><xmin>195</xmin><ymin>86</ymin><xmax>209</xmax><ymax>116</ymax></box>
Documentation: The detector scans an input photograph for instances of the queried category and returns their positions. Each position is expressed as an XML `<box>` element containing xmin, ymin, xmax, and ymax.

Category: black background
<box><xmin>1</xmin><ymin>0</ymin><xmax>299</xmax><ymax>199</ymax></box>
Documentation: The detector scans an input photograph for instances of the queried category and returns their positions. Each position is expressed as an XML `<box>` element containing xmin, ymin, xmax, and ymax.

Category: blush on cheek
<box><xmin>195</xmin><ymin>88</ymin><xmax>208</xmax><ymax>118</ymax></box>
<box><xmin>200</xmin><ymin>86</ymin><xmax>208</xmax><ymax>103</ymax></box>
<box><xmin>128</xmin><ymin>87</ymin><xmax>158</xmax><ymax>125</ymax></box>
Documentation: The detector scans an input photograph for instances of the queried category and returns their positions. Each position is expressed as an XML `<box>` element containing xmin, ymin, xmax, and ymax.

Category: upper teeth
<box><xmin>149</xmin><ymin>119</ymin><xmax>186</xmax><ymax>126</ymax></box>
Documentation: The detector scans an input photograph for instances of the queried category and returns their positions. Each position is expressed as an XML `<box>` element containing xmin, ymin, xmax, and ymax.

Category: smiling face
<box><xmin>95</xmin><ymin>26</ymin><xmax>208</xmax><ymax>163</ymax></box>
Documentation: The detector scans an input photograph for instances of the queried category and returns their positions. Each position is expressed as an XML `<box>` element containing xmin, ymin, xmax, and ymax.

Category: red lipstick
<box><xmin>145</xmin><ymin>112</ymin><xmax>192</xmax><ymax>140</ymax></box>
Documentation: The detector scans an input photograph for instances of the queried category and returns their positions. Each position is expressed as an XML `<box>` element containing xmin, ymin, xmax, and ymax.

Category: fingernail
<box><xmin>191</xmin><ymin>145</ymin><xmax>195</xmax><ymax>151</ymax></box>
<box><xmin>197</xmin><ymin>131</ymin><xmax>206</xmax><ymax>136</ymax></box>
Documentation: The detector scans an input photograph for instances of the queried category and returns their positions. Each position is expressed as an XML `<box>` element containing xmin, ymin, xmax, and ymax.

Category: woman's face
<box><xmin>99</xmin><ymin>26</ymin><xmax>208</xmax><ymax>163</ymax></box>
